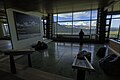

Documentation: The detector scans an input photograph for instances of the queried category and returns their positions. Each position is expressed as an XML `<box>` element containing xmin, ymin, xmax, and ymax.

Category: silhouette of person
<box><xmin>79</xmin><ymin>29</ymin><xmax>84</xmax><ymax>45</ymax></box>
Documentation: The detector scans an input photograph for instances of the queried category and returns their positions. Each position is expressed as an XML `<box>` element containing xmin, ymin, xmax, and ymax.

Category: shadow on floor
<box><xmin>0</xmin><ymin>70</ymin><xmax>24</xmax><ymax>80</ymax></box>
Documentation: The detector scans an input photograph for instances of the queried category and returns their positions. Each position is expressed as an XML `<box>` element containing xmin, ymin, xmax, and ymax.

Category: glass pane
<box><xmin>92</xmin><ymin>10</ymin><xmax>97</xmax><ymax>19</ymax></box>
<box><xmin>73</xmin><ymin>21</ymin><xmax>90</xmax><ymax>35</ymax></box>
<box><xmin>106</xmin><ymin>20</ymin><xmax>110</xmax><ymax>24</ymax></box>
<box><xmin>58</xmin><ymin>13</ymin><xmax>72</xmax><ymax>21</ymax></box>
<box><xmin>119</xmin><ymin>26</ymin><xmax>120</xmax><ymax>40</ymax></box>
<box><xmin>53</xmin><ymin>22</ymin><xmax>57</xmax><ymax>34</ymax></box>
<box><xmin>105</xmin><ymin>32</ymin><xmax>108</xmax><ymax>37</ymax></box>
<box><xmin>91</xmin><ymin>20</ymin><xmax>97</xmax><ymax>34</ymax></box>
<box><xmin>107</xmin><ymin>15</ymin><xmax>111</xmax><ymax>18</ymax></box>
<box><xmin>57</xmin><ymin>22</ymin><xmax>72</xmax><ymax>34</ymax></box>
<box><xmin>112</xmin><ymin>14</ymin><xmax>120</xmax><ymax>18</ymax></box>
<box><xmin>106</xmin><ymin>26</ymin><xmax>109</xmax><ymax>31</ymax></box>
<box><xmin>73</xmin><ymin>11</ymin><xmax>90</xmax><ymax>20</ymax></box>
<box><xmin>110</xmin><ymin>19</ymin><xmax>120</xmax><ymax>38</ymax></box>
<box><xmin>53</xmin><ymin>14</ymin><xmax>57</xmax><ymax>22</ymax></box>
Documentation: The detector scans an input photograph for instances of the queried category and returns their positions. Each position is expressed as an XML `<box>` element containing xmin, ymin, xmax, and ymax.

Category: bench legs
<box><xmin>9</xmin><ymin>54</ymin><xmax>32</xmax><ymax>74</ymax></box>
<box><xmin>10</xmin><ymin>55</ymin><xmax>16</xmax><ymax>74</ymax></box>
<box><xmin>77</xmin><ymin>69</ymin><xmax>85</xmax><ymax>80</ymax></box>
<box><xmin>28</xmin><ymin>54</ymin><xmax>32</xmax><ymax>67</ymax></box>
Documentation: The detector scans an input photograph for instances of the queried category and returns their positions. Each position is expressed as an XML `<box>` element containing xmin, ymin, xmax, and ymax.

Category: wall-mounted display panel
<box><xmin>13</xmin><ymin>11</ymin><xmax>41</xmax><ymax>40</ymax></box>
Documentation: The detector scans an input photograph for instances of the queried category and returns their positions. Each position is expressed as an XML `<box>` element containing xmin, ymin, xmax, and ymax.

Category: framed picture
<box><xmin>13</xmin><ymin>11</ymin><xmax>41</xmax><ymax>40</ymax></box>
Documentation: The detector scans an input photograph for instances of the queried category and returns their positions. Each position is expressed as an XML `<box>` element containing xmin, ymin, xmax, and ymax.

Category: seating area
<box><xmin>0</xmin><ymin>0</ymin><xmax>120</xmax><ymax>80</ymax></box>
<box><xmin>0</xmin><ymin>41</ymin><xmax>120</xmax><ymax>80</ymax></box>
<box><xmin>96</xmin><ymin>46</ymin><xmax>120</xmax><ymax>76</ymax></box>
<box><xmin>99</xmin><ymin>54</ymin><xmax>120</xmax><ymax>76</ymax></box>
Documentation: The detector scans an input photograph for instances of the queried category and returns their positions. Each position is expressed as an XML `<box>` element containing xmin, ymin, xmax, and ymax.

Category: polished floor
<box><xmin>14</xmin><ymin>41</ymin><xmax>120</xmax><ymax>80</ymax></box>
<box><xmin>0</xmin><ymin>41</ymin><xmax>120</xmax><ymax>80</ymax></box>
<box><xmin>0</xmin><ymin>69</ymin><xmax>24</xmax><ymax>80</ymax></box>
<box><xmin>0</xmin><ymin>40</ymin><xmax>12</xmax><ymax>50</ymax></box>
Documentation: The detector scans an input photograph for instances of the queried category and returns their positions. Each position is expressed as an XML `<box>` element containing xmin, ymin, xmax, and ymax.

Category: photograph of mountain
<box><xmin>13</xmin><ymin>11</ymin><xmax>41</xmax><ymax>40</ymax></box>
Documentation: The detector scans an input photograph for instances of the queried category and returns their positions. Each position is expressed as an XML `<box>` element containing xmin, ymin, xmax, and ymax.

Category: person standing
<box><xmin>79</xmin><ymin>29</ymin><xmax>84</xmax><ymax>45</ymax></box>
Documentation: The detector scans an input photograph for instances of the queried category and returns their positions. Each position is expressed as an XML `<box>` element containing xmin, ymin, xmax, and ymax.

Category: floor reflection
<box><xmin>15</xmin><ymin>42</ymin><xmax>104</xmax><ymax>79</ymax></box>
<box><xmin>0</xmin><ymin>40</ymin><xmax>12</xmax><ymax>50</ymax></box>
<box><xmin>1</xmin><ymin>41</ymin><xmax>119</xmax><ymax>80</ymax></box>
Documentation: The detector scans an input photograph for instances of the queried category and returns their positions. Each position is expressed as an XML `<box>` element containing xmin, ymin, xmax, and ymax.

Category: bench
<box><xmin>0</xmin><ymin>49</ymin><xmax>35</xmax><ymax>74</ymax></box>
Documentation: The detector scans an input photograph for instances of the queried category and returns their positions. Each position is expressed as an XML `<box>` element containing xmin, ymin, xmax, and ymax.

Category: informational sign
<box><xmin>13</xmin><ymin>11</ymin><xmax>41</xmax><ymax>40</ymax></box>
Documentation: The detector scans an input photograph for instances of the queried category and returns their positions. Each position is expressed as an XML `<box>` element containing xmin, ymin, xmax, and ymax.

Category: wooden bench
<box><xmin>72</xmin><ymin>56</ymin><xmax>95</xmax><ymax>80</ymax></box>
<box><xmin>0</xmin><ymin>49</ymin><xmax>35</xmax><ymax>74</ymax></box>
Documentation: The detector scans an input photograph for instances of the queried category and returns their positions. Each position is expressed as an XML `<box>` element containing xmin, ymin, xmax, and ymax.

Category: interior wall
<box><xmin>6</xmin><ymin>8</ymin><xmax>43</xmax><ymax>50</ymax></box>
<box><xmin>0</xmin><ymin>22</ymin><xmax>4</xmax><ymax>38</ymax></box>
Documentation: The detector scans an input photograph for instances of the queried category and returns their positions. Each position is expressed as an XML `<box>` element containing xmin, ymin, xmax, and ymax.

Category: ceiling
<box><xmin>0</xmin><ymin>0</ymin><xmax>120</xmax><ymax>14</ymax></box>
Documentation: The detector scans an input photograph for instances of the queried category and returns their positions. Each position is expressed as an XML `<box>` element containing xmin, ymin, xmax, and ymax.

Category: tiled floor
<box><xmin>15</xmin><ymin>41</ymin><xmax>120</xmax><ymax>80</ymax></box>
<box><xmin>0</xmin><ymin>40</ymin><xmax>12</xmax><ymax>62</ymax></box>
<box><xmin>1</xmin><ymin>41</ymin><xmax>120</xmax><ymax>80</ymax></box>
<box><xmin>0</xmin><ymin>40</ymin><xmax>12</xmax><ymax>50</ymax></box>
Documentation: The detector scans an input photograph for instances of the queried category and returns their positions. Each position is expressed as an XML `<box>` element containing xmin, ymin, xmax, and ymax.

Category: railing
<box><xmin>56</xmin><ymin>34</ymin><xmax>91</xmax><ymax>39</ymax></box>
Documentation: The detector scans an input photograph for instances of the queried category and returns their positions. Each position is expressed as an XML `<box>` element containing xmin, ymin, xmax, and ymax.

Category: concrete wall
<box><xmin>6</xmin><ymin>8</ymin><xmax>43</xmax><ymax>50</ymax></box>
<box><xmin>0</xmin><ymin>21</ymin><xmax>4</xmax><ymax>38</ymax></box>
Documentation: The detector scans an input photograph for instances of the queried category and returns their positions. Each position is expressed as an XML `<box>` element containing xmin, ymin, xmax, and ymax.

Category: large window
<box><xmin>109</xmin><ymin>14</ymin><xmax>120</xmax><ymax>38</ymax></box>
<box><xmin>73</xmin><ymin>11</ymin><xmax>90</xmax><ymax>20</ymax></box>
<box><xmin>53</xmin><ymin>10</ymin><xmax>97</xmax><ymax>36</ymax></box>
<box><xmin>57</xmin><ymin>22</ymin><xmax>72</xmax><ymax>34</ymax></box>
<box><xmin>58</xmin><ymin>13</ymin><xmax>72</xmax><ymax>21</ymax></box>
<box><xmin>91</xmin><ymin>20</ymin><xmax>97</xmax><ymax>34</ymax></box>
<box><xmin>53</xmin><ymin>14</ymin><xmax>57</xmax><ymax>22</ymax></box>
<box><xmin>73</xmin><ymin>21</ymin><xmax>90</xmax><ymax>35</ymax></box>
<box><xmin>110</xmin><ymin>19</ymin><xmax>120</xmax><ymax>38</ymax></box>
<box><xmin>92</xmin><ymin>10</ymin><xmax>97</xmax><ymax>19</ymax></box>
